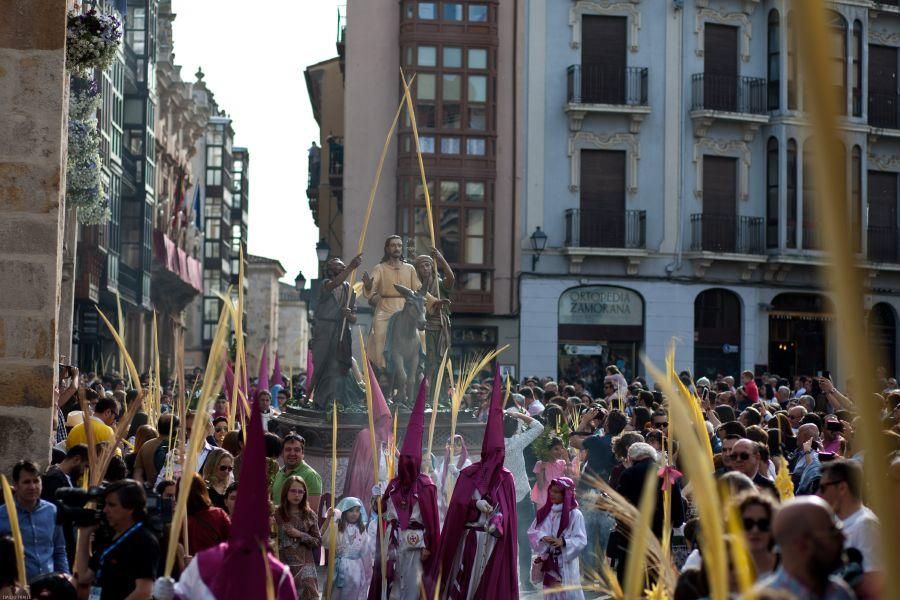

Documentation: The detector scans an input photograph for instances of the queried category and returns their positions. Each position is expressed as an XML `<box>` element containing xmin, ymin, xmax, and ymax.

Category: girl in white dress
<box><xmin>527</xmin><ymin>476</ymin><xmax>587</xmax><ymax>600</ymax></box>
<box><xmin>437</xmin><ymin>434</ymin><xmax>470</xmax><ymax>523</ymax></box>
<box><xmin>322</xmin><ymin>496</ymin><xmax>372</xmax><ymax>600</ymax></box>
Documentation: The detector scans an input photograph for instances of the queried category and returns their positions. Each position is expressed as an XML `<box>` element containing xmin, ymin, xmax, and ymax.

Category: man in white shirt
<box><xmin>817</xmin><ymin>459</ymin><xmax>882</xmax><ymax>599</ymax></box>
<box><xmin>502</xmin><ymin>409</ymin><xmax>544</xmax><ymax>592</ymax></box>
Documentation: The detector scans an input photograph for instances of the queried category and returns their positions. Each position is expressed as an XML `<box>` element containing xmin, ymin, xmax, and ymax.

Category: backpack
<box><xmin>153</xmin><ymin>440</ymin><xmax>169</xmax><ymax>475</ymax></box>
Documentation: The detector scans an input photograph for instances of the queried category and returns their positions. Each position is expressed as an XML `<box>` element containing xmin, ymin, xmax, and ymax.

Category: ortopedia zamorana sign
<box><xmin>558</xmin><ymin>286</ymin><xmax>644</xmax><ymax>327</ymax></box>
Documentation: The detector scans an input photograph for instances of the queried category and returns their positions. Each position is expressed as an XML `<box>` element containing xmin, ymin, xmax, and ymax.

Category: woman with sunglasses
<box><xmin>735</xmin><ymin>491</ymin><xmax>780</xmax><ymax>579</ymax></box>
<box><xmin>202</xmin><ymin>448</ymin><xmax>235</xmax><ymax>510</ymax></box>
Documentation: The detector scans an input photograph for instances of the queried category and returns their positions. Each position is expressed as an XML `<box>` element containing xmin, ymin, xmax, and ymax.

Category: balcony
<box><xmin>565</xmin><ymin>65</ymin><xmax>650</xmax><ymax>131</ymax></box>
<box><xmin>690</xmin><ymin>214</ymin><xmax>764</xmax><ymax>254</ymax></box>
<box><xmin>868</xmin><ymin>92</ymin><xmax>900</xmax><ymax>135</ymax></box>
<box><xmin>150</xmin><ymin>230</ymin><xmax>202</xmax><ymax>314</ymax></box>
<box><xmin>690</xmin><ymin>73</ymin><xmax>769</xmax><ymax>136</ymax></box>
<box><xmin>868</xmin><ymin>226</ymin><xmax>900</xmax><ymax>263</ymax></box>
<box><xmin>562</xmin><ymin>209</ymin><xmax>647</xmax><ymax>274</ymax></box>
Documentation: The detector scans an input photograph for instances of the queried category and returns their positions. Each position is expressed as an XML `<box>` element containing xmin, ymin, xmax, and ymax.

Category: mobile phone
<box><xmin>822</xmin><ymin>370</ymin><xmax>831</xmax><ymax>380</ymax></box>
<box><xmin>826</xmin><ymin>421</ymin><xmax>843</xmax><ymax>432</ymax></box>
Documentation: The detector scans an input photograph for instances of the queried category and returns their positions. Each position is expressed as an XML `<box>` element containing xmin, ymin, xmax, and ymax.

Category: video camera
<box><xmin>55</xmin><ymin>484</ymin><xmax>173</xmax><ymax>536</ymax></box>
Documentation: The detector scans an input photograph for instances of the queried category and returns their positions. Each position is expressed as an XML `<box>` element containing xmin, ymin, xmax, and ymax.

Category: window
<box><xmin>418</xmin><ymin>46</ymin><xmax>437</xmax><ymax>67</ymax></box>
<box><xmin>207</xmin><ymin>126</ymin><xmax>224</xmax><ymax>145</ymax></box>
<box><xmin>768</xmin><ymin>10</ymin><xmax>780</xmax><ymax>111</ymax></box>
<box><xmin>852</xmin><ymin>21</ymin><xmax>862</xmax><ymax>116</ymax></box>
<box><xmin>443</xmin><ymin>3</ymin><xmax>463</xmax><ymax>21</ymax></box>
<box><xmin>787</xmin><ymin>139</ymin><xmax>798</xmax><ymax>248</ymax></box>
<box><xmin>440</xmin><ymin>208</ymin><xmax>460</xmax><ymax>262</ymax></box>
<box><xmin>204</xmin><ymin>298</ymin><xmax>219</xmax><ymax>321</ymax></box>
<box><xmin>468</xmin><ymin>4</ymin><xmax>487</xmax><ymax>22</ymax></box>
<box><xmin>766</xmin><ymin>137</ymin><xmax>779</xmax><ymax>248</ymax></box>
<box><xmin>826</xmin><ymin>11</ymin><xmax>847</xmax><ymax>116</ymax></box>
<box><xmin>802</xmin><ymin>143</ymin><xmax>816</xmax><ymax>249</ymax></box>
<box><xmin>441</xmin><ymin>181</ymin><xmax>460</xmax><ymax>203</ymax></box>
<box><xmin>418</xmin><ymin>103</ymin><xmax>436</xmax><ymax>128</ymax></box>
<box><xmin>418</xmin><ymin>2</ymin><xmax>436</xmax><ymax>19</ymax></box>
<box><xmin>466</xmin><ymin>182</ymin><xmax>484</xmax><ymax>202</ymax></box>
<box><xmin>466</xmin><ymin>138</ymin><xmax>485</xmax><ymax>155</ymax></box>
<box><xmin>207</xmin><ymin>146</ymin><xmax>223</xmax><ymax>167</ymax></box>
<box><xmin>465</xmin><ymin>209</ymin><xmax>486</xmax><ymax>263</ymax></box>
<box><xmin>205</xmin><ymin>218</ymin><xmax>221</xmax><ymax>239</ymax></box>
<box><xmin>443</xmin><ymin>47</ymin><xmax>462</xmax><ymax>68</ymax></box>
<box><xmin>851</xmin><ymin>145</ymin><xmax>861</xmax><ymax>251</ymax></box>
<box><xmin>443</xmin><ymin>103</ymin><xmax>461</xmax><ymax>128</ymax></box>
<box><xmin>787</xmin><ymin>12</ymin><xmax>798</xmax><ymax>110</ymax></box>
<box><xmin>206</xmin><ymin>169</ymin><xmax>222</xmax><ymax>186</ymax></box>
<box><xmin>443</xmin><ymin>74</ymin><xmax>462</xmax><ymax>101</ymax></box>
<box><xmin>419</xmin><ymin>136</ymin><xmax>435</xmax><ymax>153</ymax></box>
<box><xmin>468</xmin><ymin>76</ymin><xmax>487</xmax><ymax>102</ymax></box>
<box><xmin>441</xmin><ymin>137</ymin><xmax>461</xmax><ymax>154</ymax></box>
<box><xmin>417</xmin><ymin>74</ymin><xmax>436</xmax><ymax>100</ymax></box>
<box><xmin>468</xmin><ymin>48</ymin><xmax>488</xmax><ymax>69</ymax></box>
<box><xmin>468</xmin><ymin>107</ymin><xmax>486</xmax><ymax>130</ymax></box>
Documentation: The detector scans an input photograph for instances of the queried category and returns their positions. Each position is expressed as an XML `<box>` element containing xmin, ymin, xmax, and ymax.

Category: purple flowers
<box><xmin>66</xmin><ymin>9</ymin><xmax>122</xmax><ymax>74</ymax></box>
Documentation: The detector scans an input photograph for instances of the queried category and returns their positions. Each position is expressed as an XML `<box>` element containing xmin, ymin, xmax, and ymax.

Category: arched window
<box><xmin>787</xmin><ymin>139</ymin><xmax>798</xmax><ymax>247</ymax></box>
<box><xmin>694</xmin><ymin>289</ymin><xmax>742</xmax><ymax>380</ymax></box>
<box><xmin>768</xmin><ymin>10</ymin><xmax>780</xmax><ymax>110</ymax></box>
<box><xmin>851</xmin><ymin>145</ymin><xmax>862</xmax><ymax>251</ymax></box>
<box><xmin>787</xmin><ymin>12</ymin><xmax>798</xmax><ymax>109</ymax></box>
<box><xmin>827</xmin><ymin>10</ymin><xmax>848</xmax><ymax>115</ymax></box>
<box><xmin>802</xmin><ymin>142</ymin><xmax>817</xmax><ymax>249</ymax></box>
<box><xmin>852</xmin><ymin>20</ymin><xmax>863</xmax><ymax>116</ymax></box>
<box><xmin>766</xmin><ymin>137</ymin><xmax>779</xmax><ymax>248</ymax></box>
<box><xmin>868</xmin><ymin>303</ymin><xmax>897</xmax><ymax>377</ymax></box>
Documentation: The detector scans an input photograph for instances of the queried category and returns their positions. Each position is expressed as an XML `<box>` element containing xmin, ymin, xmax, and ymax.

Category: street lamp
<box><xmin>530</xmin><ymin>226</ymin><xmax>548</xmax><ymax>270</ymax></box>
<box><xmin>315</xmin><ymin>239</ymin><xmax>331</xmax><ymax>263</ymax></box>
<box><xmin>294</xmin><ymin>271</ymin><xmax>306</xmax><ymax>292</ymax></box>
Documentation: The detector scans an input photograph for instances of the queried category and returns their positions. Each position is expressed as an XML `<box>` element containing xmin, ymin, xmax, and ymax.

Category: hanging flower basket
<box><xmin>67</xmin><ymin>77</ymin><xmax>110</xmax><ymax>225</ymax></box>
<box><xmin>66</xmin><ymin>9</ymin><xmax>122</xmax><ymax>74</ymax></box>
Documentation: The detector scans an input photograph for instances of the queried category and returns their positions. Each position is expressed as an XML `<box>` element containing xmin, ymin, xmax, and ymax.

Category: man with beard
<box><xmin>309</xmin><ymin>253</ymin><xmax>362</xmax><ymax>409</ymax></box>
<box><xmin>362</xmin><ymin>235</ymin><xmax>426</xmax><ymax>372</ymax></box>
<box><xmin>756</xmin><ymin>496</ymin><xmax>854</xmax><ymax>600</ymax></box>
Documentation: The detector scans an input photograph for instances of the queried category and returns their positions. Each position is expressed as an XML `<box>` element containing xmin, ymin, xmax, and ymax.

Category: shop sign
<box><xmin>563</xmin><ymin>344</ymin><xmax>606</xmax><ymax>356</ymax></box>
<box><xmin>558</xmin><ymin>286</ymin><xmax>643</xmax><ymax>327</ymax></box>
<box><xmin>722</xmin><ymin>344</ymin><xmax>740</xmax><ymax>354</ymax></box>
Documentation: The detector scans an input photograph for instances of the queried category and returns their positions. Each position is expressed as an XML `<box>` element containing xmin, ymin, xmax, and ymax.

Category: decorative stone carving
<box><xmin>693</xmin><ymin>137</ymin><xmax>752</xmax><ymax>200</ymax></box>
<box><xmin>868</xmin><ymin>29</ymin><xmax>900</xmax><ymax>46</ymax></box>
<box><xmin>695</xmin><ymin>8</ymin><xmax>752</xmax><ymax>62</ymax></box>
<box><xmin>568</xmin><ymin>131</ymin><xmax>640</xmax><ymax>194</ymax></box>
<box><xmin>867</xmin><ymin>153</ymin><xmax>900</xmax><ymax>172</ymax></box>
<box><xmin>570</xmin><ymin>1</ymin><xmax>641</xmax><ymax>52</ymax></box>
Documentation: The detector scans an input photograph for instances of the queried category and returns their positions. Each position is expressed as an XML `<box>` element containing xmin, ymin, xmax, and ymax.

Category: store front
<box><xmin>694</xmin><ymin>289</ymin><xmax>742</xmax><ymax>380</ymax></box>
<box><xmin>768</xmin><ymin>293</ymin><xmax>833</xmax><ymax>378</ymax></box>
<box><xmin>868</xmin><ymin>302</ymin><xmax>897</xmax><ymax>376</ymax></box>
<box><xmin>557</xmin><ymin>285</ymin><xmax>644</xmax><ymax>397</ymax></box>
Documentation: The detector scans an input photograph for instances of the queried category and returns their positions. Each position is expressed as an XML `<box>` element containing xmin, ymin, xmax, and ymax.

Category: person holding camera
<box><xmin>74</xmin><ymin>479</ymin><xmax>160</xmax><ymax>600</ymax></box>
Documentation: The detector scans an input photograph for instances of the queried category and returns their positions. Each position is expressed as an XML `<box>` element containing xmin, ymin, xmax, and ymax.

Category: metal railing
<box><xmin>567</xmin><ymin>65</ymin><xmax>648</xmax><ymax>106</ymax></box>
<box><xmin>564</xmin><ymin>208</ymin><xmax>646</xmax><ymax>249</ymax></box>
<box><xmin>691</xmin><ymin>73</ymin><xmax>767</xmax><ymax>115</ymax></box>
<box><xmin>867</xmin><ymin>226</ymin><xmax>900</xmax><ymax>262</ymax></box>
<box><xmin>868</xmin><ymin>92</ymin><xmax>900</xmax><ymax>129</ymax></box>
<box><xmin>690</xmin><ymin>214</ymin><xmax>764</xmax><ymax>254</ymax></box>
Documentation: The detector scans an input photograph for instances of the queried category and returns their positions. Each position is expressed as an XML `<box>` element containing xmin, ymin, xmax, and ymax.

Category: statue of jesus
<box><xmin>362</xmin><ymin>235</ymin><xmax>423</xmax><ymax>370</ymax></box>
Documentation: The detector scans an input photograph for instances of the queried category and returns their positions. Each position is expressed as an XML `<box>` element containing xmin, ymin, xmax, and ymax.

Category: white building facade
<box><xmin>520</xmin><ymin>0</ymin><xmax>900</xmax><ymax>392</ymax></box>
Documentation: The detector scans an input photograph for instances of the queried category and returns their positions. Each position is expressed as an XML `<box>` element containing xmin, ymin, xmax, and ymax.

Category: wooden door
<box><xmin>582</xmin><ymin>16</ymin><xmax>627</xmax><ymax>104</ymax></box>
<box><xmin>704</xmin><ymin>24</ymin><xmax>739</xmax><ymax>111</ymax></box>
<box><xmin>580</xmin><ymin>150</ymin><xmax>626</xmax><ymax>247</ymax></box>
<box><xmin>869</xmin><ymin>45</ymin><xmax>898</xmax><ymax>128</ymax></box>
<box><xmin>868</xmin><ymin>171</ymin><xmax>898</xmax><ymax>261</ymax></box>
<box><xmin>702</xmin><ymin>156</ymin><xmax>737</xmax><ymax>252</ymax></box>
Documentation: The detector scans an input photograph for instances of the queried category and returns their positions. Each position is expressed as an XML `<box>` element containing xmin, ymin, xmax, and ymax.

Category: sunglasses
<box><xmin>653</xmin><ymin>422</ymin><xmax>669</xmax><ymax>428</ymax></box>
<box><xmin>742</xmin><ymin>517</ymin><xmax>770</xmax><ymax>532</ymax></box>
<box><xmin>818</xmin><ymin>479</ymin><xmax>844</xmax><ymax>492</ymax></box>
<box><xmin>215</xmin><ymin>427</ymin><xmax>228</xmax><ymax>433</ymax></box>
<box><xmin>732</xmin><ymin>452</ymin><xmax>752</xmax><ymax>461</ymax></box>
<box><xmin>219</xmin><ymin>465</ymin><xmax>233</xmax><ymax>472</ymax></box>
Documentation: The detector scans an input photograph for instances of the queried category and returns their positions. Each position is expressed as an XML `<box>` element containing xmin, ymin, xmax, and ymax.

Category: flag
<box><xmin>192</xmin><ymin>185</ymin><xmax>201</xmax><ymax>229</ymax></box>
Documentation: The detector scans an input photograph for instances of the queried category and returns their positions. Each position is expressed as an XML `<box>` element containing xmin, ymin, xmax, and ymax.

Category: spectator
<box><xmin>271</xmin><ymin>434</ymin><xmax>323</xmax><ymax>512</ymax></box>
<box><xmin>575</xmin><ymin>408</ymin><xmax>628</xmax><ymax>485</ymax></box>
<box><xmin>185</xmin><ymin>473</ymin><xmax>231</xmax><ymax>555</ymax></box>
<box><xmin>0</xmin><ymin>461</ymin><xmax>68</xmax><ymax>581</ymax></box>
<box><xmin>42</xmin><ymin>444</ymin><xmax>88</xmax><ymax>565</ymax></box>
<box><xmin>66</xmin><ymin>397</ymin><xmax>118</xmax><ymax>451</ymax></box>
<box><xmin>609</xmin><ymin>431</ymin><xmax>645</xmax><ymax>488</ymax></box>
<box><xmin>224</xmin><ymin>482</ymin><xmax>239</xmax><ymax>516</ymax></box>
<box><xmin>0</xmin><ymin>535</ymin><xmax>27</xmax><ymax>598</ymax></box>
<box><xmin>125</xmin><ymin>424</ymin><xmax>157</xmax><ymax>477</ymax></box>
<box><xmin>792</xmin><ymin>423</ymin><xmax>822</xmax><ymax>494</ymax></box>
<box><xmin>125</xmin><ymin>389</ymin><xmax>149</xmax><ymax>439</ymax></box>
<box><xmin>730</xmin><ymin>439</ymin><xmax>778</xmax><ymax>497</ymax></box>
<box><xmin>651</xmin><ymin>410</ymin><xmax>669</xmax><ymax>433</ymax></box>
<box><xmin>212</xmin><ymin>417</ymin><xmax>228</xmax><ymax>447</ymax></box>
<box><xmin>530</xmin><ymin>436</ymin><xmax>571</xmax><ymax>509</ymax></box>
<box><xmin>275</xmin><ymin>476</ymin><xmax>321</xmax><ymax>599</ymax></box>
<box><xmin>756</xmin><ymin>496</ymin><xmax>854</xmax><ymax>600</ymax></box>
<box><xmin>632</xmin><ymin>406</ymin><xmax>652</xmax><ymax>432</ymax></box>
<box><xmin>821</xmin><ymin>416</ymin><xmax>844</xmax><ymax>455</ymax></box>
<box><xmin>736</xmin><ymin>492</ymin><xmax>780</xmax><ymax>578</ymax></box>
<box><xmin>132</xmin><ymin>414</ymin><xmax>177</xmax><ymax>484</ymax></box>
<box><xmin>501</xmin><ymin>409</ymin><xmax>544</xmax><ymax>591</ymax></box>
<box><xmin>786</xmin><ymin>405</ymin><xmax>807</xmax><ymax>434</ymax></box>
<box><xmin>817</xmin><ymin>459</ymin><xmax>882</xmax><ymax>599</ymax></box>
<box><xmin>202</xmin><ymin>448</ymin><xmax>235</xmax><ymax>510</ymax></box>
<box><xmin>741</xmin><ymin>370</ymin><xmax>760</xmax><ymax>406</ymax></box>
<box><xmin>74</xmin><ymin>479</ymin><xmax>159</xmax><ymax>599</ymax></box>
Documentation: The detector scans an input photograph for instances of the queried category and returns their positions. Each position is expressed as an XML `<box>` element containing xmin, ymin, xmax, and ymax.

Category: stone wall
<box><xmin>0</xmin><ymin>1</ymin><xmax>69</xmax><ymax>474</ymax></box>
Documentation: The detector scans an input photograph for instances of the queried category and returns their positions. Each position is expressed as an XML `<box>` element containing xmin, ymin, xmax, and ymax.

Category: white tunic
<box><xmin>445</xmin><ymin>489</ymin><xmax>498</xmax><ymax>600</ymax></box>
<box><xmin>330</xmin><ymin>521</ymin><xmax>373</xmax><ymax>600</ymax></box>
<box><xmin>527</xmin><ymin>505</ymin><xmax>587</xmax><ymax>600</ymax></box>
<box><xmin>383</xmin><ymin>496</ymin><xmax>426</xmax><ymax>600</ymax></box>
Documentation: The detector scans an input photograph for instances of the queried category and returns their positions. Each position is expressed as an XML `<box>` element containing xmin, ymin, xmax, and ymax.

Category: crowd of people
<box><xmin>0</xmin><ymin>361</ymin><xmax>898</xmax><ymax>599</ymax></box>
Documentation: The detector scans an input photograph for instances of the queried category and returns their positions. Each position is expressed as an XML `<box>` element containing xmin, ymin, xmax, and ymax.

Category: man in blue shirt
<box><xmin>0</xmin><ymin>461</ymin><xmax>69</xmax><ymax>581</ymax></box>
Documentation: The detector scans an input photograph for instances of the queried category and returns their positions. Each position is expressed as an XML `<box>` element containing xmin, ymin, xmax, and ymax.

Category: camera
<box><xmin>56</xmin><ymin>484</ymin><xmax>173</xmax><ymax>535</ymax></box>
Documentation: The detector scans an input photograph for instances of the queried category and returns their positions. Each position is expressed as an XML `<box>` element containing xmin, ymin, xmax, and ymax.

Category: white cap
<box><xmin>66</xmin><ymin>411</ymin><xmax>85</xmax><ymax>428</ymax></box>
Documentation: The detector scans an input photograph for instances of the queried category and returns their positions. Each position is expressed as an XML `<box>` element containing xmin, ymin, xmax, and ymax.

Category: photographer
<box><xmin>74</xmin><ymin>479</ymin><xmax>159</xmax><ymax>600</ymax></box>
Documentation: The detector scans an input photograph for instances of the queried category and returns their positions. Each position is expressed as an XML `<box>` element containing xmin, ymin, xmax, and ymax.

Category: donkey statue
<box><xmin>383</xmin><ymin>283</ymin><xmax>446</xmax><ymax>405</ymax></box>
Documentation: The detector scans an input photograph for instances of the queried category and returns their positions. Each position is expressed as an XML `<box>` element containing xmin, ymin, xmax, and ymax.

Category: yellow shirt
<box><xmin>66</xmin><ymin>417</ymin><xmax>119</xmax><ymax>453</ymax></box>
